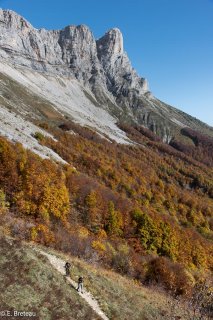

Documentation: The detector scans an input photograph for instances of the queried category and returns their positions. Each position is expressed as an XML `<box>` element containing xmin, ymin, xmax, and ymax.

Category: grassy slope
<box><xmin>0</xmin><ymin>229</ymin><xmax>194</xmax><ymax>320</ymax></box>
<box><xmin>0</xmin><ymin>72</ymin><xmax>63</xmax><ymax>123</ymax></box>
<box><xmin>0</xmin><ymin>231</ymin><xmax>101</xmax><ymax>320</ymax></box>
<box><xmin>34</xmin><ymin>245</ymin><xmax>193</xmax><ymax>320</ymax></box>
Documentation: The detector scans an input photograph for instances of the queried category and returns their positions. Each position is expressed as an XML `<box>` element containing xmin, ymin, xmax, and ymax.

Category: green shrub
<box><xmin>33</xmin><ymin>132</ymin><xmax>45</xmax><ymax>142</ymax></box>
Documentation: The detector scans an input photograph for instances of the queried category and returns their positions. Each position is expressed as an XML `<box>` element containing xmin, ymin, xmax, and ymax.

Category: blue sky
<box><xmin>1</xmin><ymin>0</ymin><xmax>213</xmax><ymax>126</ymax></box>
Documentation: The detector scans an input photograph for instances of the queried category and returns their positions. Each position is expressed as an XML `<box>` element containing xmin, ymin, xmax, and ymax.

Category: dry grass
<box><xmin>0</xmin><ymin>232</ymin><xmax>101</xmax><ymax>320</ymax></box>
<box><xmin>0</xmin><ymin>228</ymin><xmax>198</xmax><ymax>320</ymax></box>
<box><xmin>0</xmin><ymin>72</ymin><xmax>63</xmax><ymax>124</ymax></box>
<box><xmin>42</xmin><ymin>246</ymin><xmax>195</xmax><ymax>320</ymax></box>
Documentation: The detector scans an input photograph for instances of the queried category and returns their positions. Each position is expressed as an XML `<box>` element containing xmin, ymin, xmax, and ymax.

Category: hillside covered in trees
<box><xmin>0</xmin><ymin>120</ymin><xmax>212</xmax><ymax>303</ymax></box>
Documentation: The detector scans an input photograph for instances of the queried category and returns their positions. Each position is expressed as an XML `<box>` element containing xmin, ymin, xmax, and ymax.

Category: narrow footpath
<box><xmin>38</xmin><ymin>249</ymin><xmax>109</xmax><ymax>320</ymax></box>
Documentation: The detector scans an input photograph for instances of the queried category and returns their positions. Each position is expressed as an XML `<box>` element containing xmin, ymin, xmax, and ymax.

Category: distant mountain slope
<box><xmin>0</xmin><ymin>63</ymin><xmax>130</xmax><ymax>147</ymax></box>
<box><xmin>0</xmin><ymin>8</ymin><xmax>212</xmax><ymax>148</ymax></box>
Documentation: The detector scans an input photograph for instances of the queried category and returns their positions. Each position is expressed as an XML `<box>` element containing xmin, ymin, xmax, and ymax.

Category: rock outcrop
<box><xmin>97</xmin><ymin>28</ymin><xmax>148</xmax><ymax>97</ymax></box>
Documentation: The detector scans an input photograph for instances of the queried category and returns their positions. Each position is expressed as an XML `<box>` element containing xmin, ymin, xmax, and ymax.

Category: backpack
<box><xmin>78</xmin><ymin>277</ymin><xmax>83</xmax><ymax>283</ymax></box>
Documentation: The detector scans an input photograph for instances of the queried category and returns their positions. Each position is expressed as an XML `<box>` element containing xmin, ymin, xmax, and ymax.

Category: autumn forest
<box><xmin>0</xmin><ymin>120</ymin><xmax>212</xmax><ymax>298</ymax></box>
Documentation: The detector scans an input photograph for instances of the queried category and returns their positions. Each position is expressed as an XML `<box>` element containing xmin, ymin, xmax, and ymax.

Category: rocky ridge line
<box><xmin>0</xmin><ymin>9</ymin><xmax>212</xmax><ymax>143</ymax></box>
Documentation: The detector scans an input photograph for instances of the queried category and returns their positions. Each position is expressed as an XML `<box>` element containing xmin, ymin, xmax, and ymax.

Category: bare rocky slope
<box><xmin>0</xmin><ymin>8</ymin><xmax>212</xmax><ymax>154</ymax></box>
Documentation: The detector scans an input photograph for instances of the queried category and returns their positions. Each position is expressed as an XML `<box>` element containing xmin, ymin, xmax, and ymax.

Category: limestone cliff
<box><xmin>0</xmin><ymin>9</ymin><xmax>212</xmax><ymax>143</ymax></box>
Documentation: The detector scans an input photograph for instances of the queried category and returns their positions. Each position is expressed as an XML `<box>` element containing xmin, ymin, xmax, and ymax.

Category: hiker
<box><xmin>65</xmin><ymin>262</ymin><xmax>71</xmax><ymax>277</ymax></box>
<box><xmin>77</xmin><ymin>276</ymin><xmax>83</xmax><ymax>293</ymax></box>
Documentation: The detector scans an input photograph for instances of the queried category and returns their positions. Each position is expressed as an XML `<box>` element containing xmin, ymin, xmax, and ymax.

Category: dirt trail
<box><xmin>37</xmin><ymin>249</ymin><xmax>109</xmax><ymax>320</ymax></box>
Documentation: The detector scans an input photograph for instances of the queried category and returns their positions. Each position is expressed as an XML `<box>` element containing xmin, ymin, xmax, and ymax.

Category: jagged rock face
<box><xmin>0</xmin><ymin>9</ymin><xmax>212</xmax><ymax>142</ymax></box>
<box><xmin>0</xmin><ymin>10</ymin><xmax>148</xmax><ymax>97</ymax></box>
<box><xmin>58</xmin><ymin>24</ymin><xmax>115</xmax><ymax>93</ymax></box>
<box><xmin>97</xmin><ymin>29</ymin><xmax>148</xmax><ymax>99</ymax></box>
<box><xmin>0</xmin><ymin>12</ymin><xmax>94</xmax><ymax>77</ymax></box>
<box><xmin>0</xmin><ymin>10</ymin><xmax>114</xmax><ymax>102</ymax></box>
<box><xmin>59</xmin><ymin>25</ymin><xmax>97</xmax><ymax>80</ymax></box>
<box><xmin>0</xmin><ymin>10</ymin><xmax>61</xmax><ymax>65</ymax></box>
<box><xmin>97</xmin><ymin>28</ymin><xmax>124</xmax><ymax>56</ymax></box>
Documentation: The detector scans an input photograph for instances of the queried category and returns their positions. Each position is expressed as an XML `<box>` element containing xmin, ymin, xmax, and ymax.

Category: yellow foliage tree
<box><xmin>15</xmin><ymin>155</ymin><xmax>70</xmax><ymax>221</ymax></box>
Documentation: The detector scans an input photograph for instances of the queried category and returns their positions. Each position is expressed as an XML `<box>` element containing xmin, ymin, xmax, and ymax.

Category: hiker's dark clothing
<box><xmin>77</xmin><ymin>277</ymin><xmax>83</xmax><ymax>293</ymax></box>
<box><xmin>65</xmin><ymin>262</ymin><xmax>71</xmax><ymax>276</ymax></box>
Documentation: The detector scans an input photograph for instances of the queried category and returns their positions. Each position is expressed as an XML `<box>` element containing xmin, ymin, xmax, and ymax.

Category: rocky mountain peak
<box><xmin>0</xmin><ymin>9</ymin><xmax>211</xmax><ymax>143</ymax></box>
<box><xmin>61</xmin><ymin>23</ymin><xmax>94</xmax><ymax>42</ymax></box>
<box><xmin>0</xmin><ymin>9</ymin><xmax>149</xmax><ymax>103</ymax></box>
<box><xmin>0</xmin><ymin>9</ymin><xmax>32</xmax><ymax>30</ymax></box>
<box><xmin>58</xmin><ymin>23</ymin><xmax>98</xmax><ymax>80</ymax></box>
<box><xmin>97</xmin><ymin>28</ymin><xmax>124</xmax><ymax>57</ymax></box>
<box><xmin>96</xmin><ymin>27</ymin><xmax>148</xmax><ymax>104</ymax></box>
